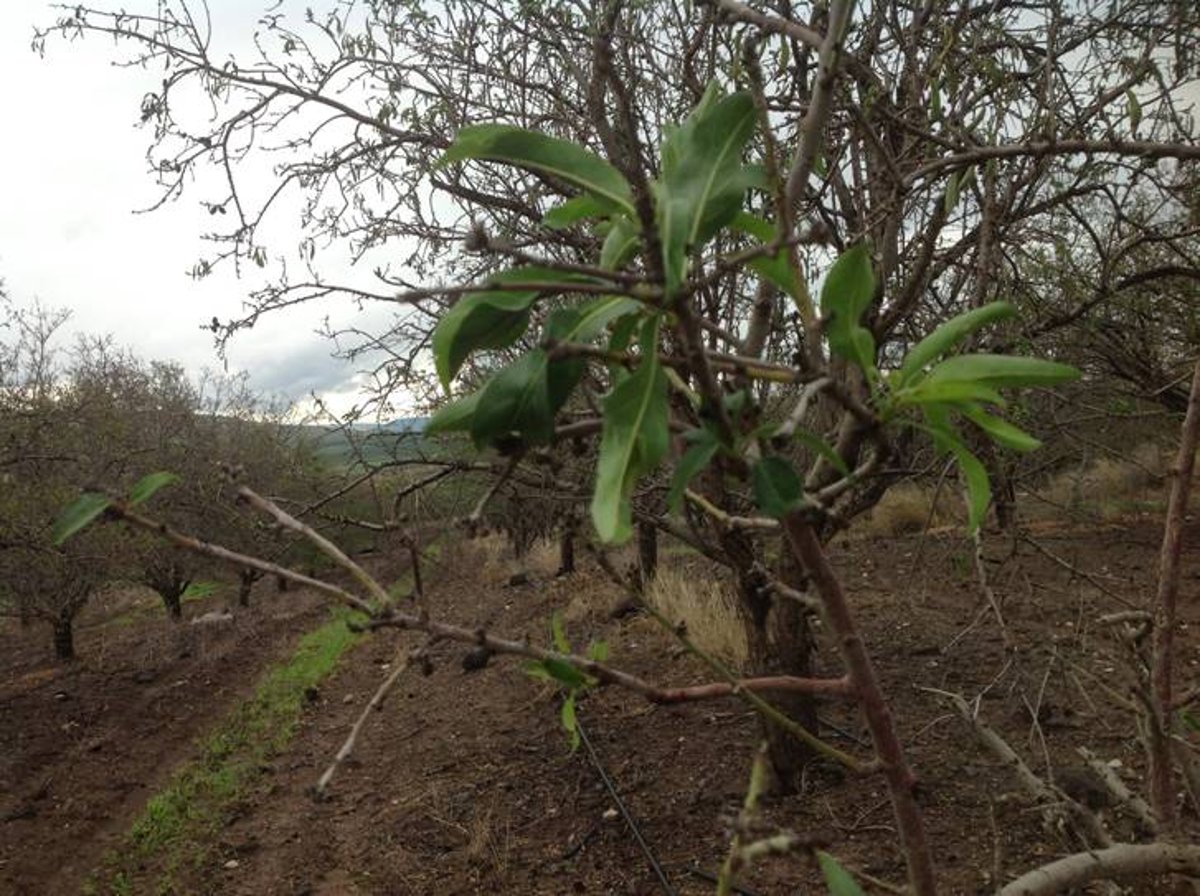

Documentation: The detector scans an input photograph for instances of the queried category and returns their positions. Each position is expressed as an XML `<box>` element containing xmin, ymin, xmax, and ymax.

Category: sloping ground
<box><xmin>0</xmin><ymin>583</ymin><xmax>328</xmax><ymax>894</ymax></box>
<box><xmin>4</xmin><ymin>521</ymin><xmax>1199</xmax><ymax>894</ymax></box>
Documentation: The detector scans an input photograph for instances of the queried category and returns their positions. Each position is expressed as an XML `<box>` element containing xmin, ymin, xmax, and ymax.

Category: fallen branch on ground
<box><xmin>998</xmin><ymin>842</ymin><xmax>1200</xmax><ymax>896</ymax></box>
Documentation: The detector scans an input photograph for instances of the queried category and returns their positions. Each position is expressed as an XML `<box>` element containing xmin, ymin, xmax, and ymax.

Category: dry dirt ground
<box><xmin>3</xmin><ymin>519</ymin><xmax>1200</xmax><ymax>895</ymax></box>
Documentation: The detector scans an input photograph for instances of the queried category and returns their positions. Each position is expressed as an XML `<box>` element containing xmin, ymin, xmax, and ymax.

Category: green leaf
<box><xmin>543</xmin><ymin>194</ymin><xmax>609</xmax><ymax>230</ymax></box>
<box><xmin>441</xmin><ymin>124</ymin><xmax>634</xmax><ymax>215</ymax></box>
<box><xmin>591</xmin><ymin>318</ymin><xmax>669</xmax><ymax>542</ymax></box>
<box><xmin>1127</xmin><ymin>89</ymin><xmax>1142</xmax><ymax>134</ymax></box>
<box><xmin>657</xmin><ymin>84</ymin><xmax>758</xmax><ymax>295</ymax></box>
<box><xmin>432</xmin><ymin>267</ymin><xmax>594</xmax><ymax>388</ymax></box>
<box><xmin>752</xmin><ymin>457</ymin><xmax>807</xmax><ymax>517</ymax></box>
<box><xmin>466</xmin><ymin>298</ymin><xmax>639</xmax><ymax>448</ymax></box>
<box><xmin>52</xmin><ymin>493</ymin><xmax>112</xmax><ymax>545</ymax></box>
<box><xmin>901</xmin><ymin>380</ymin><xmax>1007</xmax><ymax>407</ymax></box>
<box><xmin>820</xmin><ymin>244</ymin><xmax>877</xmax><ymax>372</ymax></box>
<box><xmin>926</xmin><ymin>354</ymin><xmax>1080</xmax><ymax>389</ymax></box>
<box><xmin>128</xmin><ymin>471</ymin><xmax>179</xmax><ymax>507</ymax></box>
<box><xmin>944</xmin><ymin>172</ymin><xmax>961</xmax><ymax>215</ymax></box>
<box><xmin>960</xmin><ymin>405</ymin><xmax>1041</xmax><ymax>453</ymax></box>
<box><xmin>667</xmin><ymin>429</ymin><xmax>720</xmax><ymax>512</ymax></box>
<box><xmin>587</xmin><ymin>640</ymin><xmax>609</xmax><ymax>662</ymax></box>
<box><xmin>946</xmin><ymin>437</ymin><xmax>991</xmax><ymax>534</ymax></box>
<box><xmin>570</xmin><ymin>296</ymin><xmax>642</xmax><ymax>343</ymax></box>
<box><xmin>561</xmin><ymin>693</ymin><xmax>580</xmax><ymax>751</ymax></box>
<box><xmin>897</xmin><ymin>301</ymin><xmax>1016</xmax><ymax>386</ymax></box>
<box><xmin>544</xmin><ymin>657</ymin><xmax>589</xmax><ymax>689</ymax></box>
<box><xmin>523</xmin><ymin>657</ymin><xmax>589</xmax><ymax>690</ymax></box>
<box><xmin>600</xmin><ymin>217</ymin><xmax>640</xmax><ymax>271</ymax></box>
<box><xmin>730</xmin><ymin>212</ymin><xmax>802</xmax><ymax>302</ymax></box>
<box><xmin>470</xmin><ymin>349</ymin><xmax>561</xmax><ymax>446</ymax></box>
<box><xmin>816</xmin><ymin>851</ymin><xmax>867</xmax><ymax>896</ymax></box>
<box><xmin>790</xmin><ymin>429</ymin><xmax>850</xmax><ymax>477</ymax></box>
<box><xmin>426</xmin><ymin>389</ymin><xmax>484</xmax><ymax>435</ymax></box>
<box><xmin>551</xmin><ymin>611</ymin><xmax>571</xmax><ymax>654</ymax></box>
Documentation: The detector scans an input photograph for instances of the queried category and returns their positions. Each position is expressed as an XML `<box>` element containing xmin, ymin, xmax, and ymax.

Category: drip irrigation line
<box><xmin>575</xmin><ymin>715</ymin><xmax>678</xmax><ymax>896</ymax></box>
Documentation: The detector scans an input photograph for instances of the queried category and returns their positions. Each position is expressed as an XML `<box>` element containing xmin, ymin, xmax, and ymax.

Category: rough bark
<box><xmin>557</xmin><ymin>525</ymin><xmax>575</xmax><ymax>576</ymax></box>
<box><xmin>237</xmin><ymin>569</ymin><xmax>258</xmax><ymax>607</ymax></box>
<box><xmin>1149</xmin><ymin>357</ymin><xmax>1200</xmax><ymax>825</ymax></box>
<box><xmin>159</xmin><ymin>587</ymin><xmax>183</xmax><ymax>620</ymax></box>
<box><xmin>53</xmin><ymin>608</ymin><xmax>75</xmax><ymax>662</ymax></box>
<box><xmin>636</xmin><ymin>519</ymin><xmax>658</xmax><ymax>586</ymax></box>
<box><xmin>760</xmin><ymin>542</ymin><xmax>819</xmax><ymax>790</ymax></box>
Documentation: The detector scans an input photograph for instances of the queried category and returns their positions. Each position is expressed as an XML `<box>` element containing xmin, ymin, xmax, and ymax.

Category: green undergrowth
<box><xmin>86</xmin><ymin>606</ymin><xmax>366</xmax><ymax>895</ymax></box>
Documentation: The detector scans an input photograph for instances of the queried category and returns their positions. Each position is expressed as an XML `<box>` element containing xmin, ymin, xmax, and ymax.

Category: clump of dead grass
<box><xmin>1038</xmin><ymin>442</ymin><xmax>1166</xmax><ymax>521</ymax></box>
<box><xmin>859</xmin><ymin>482</ymin><xmax>959</xmax><ymax>536</ymax></box>
<box><xmin>644</xmin><ymin>561</ymin><xmax>748</xmax><ymax>670</ymax></box>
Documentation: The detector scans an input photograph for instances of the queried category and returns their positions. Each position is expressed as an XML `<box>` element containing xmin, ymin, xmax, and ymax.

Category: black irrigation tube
<box><xmin>575</xmin><ymin>715</ymin><xmax>679</xmax><ymax>896</ymax></box>
<box><xmin>575</xmin><ymin>713</ymin><xmax>769</xmax><ymax>896</ymax></box>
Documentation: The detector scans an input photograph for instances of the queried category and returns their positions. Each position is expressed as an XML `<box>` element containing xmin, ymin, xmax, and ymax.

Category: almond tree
<box><xmin>42</xmin><ymin>1</ymin><xmax>1200</xmax><ymax>890</ymax></box>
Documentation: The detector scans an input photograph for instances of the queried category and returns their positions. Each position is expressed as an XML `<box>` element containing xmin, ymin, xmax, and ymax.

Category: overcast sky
<box><xmin>0</xmin><ymin>1</ymin><xmax>389</xmax><ymax>418</ymax></box>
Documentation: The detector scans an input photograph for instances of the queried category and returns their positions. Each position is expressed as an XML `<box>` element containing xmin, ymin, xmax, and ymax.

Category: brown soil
<box><xmin>3</xmin><ymin>519</ymin><xmax>1200</xmax><ymax>895</ymax></box>
<box><xmin>0</xmin><ymin>583</ymin><xmax>328</xmax><ymax>894</ymax></box>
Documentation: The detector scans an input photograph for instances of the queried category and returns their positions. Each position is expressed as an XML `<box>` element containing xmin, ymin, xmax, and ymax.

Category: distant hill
<box><xmin>288</xmin><ymin>418</ymin><xmax>446</xmax><ymax>469</ymax></box>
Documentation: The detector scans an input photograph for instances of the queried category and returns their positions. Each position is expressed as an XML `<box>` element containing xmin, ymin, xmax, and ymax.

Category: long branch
<box><xmin>998</xmin><ymin>843</ymin><xmax>1200</xmax><ymax>896</ymax></box>
<box><xmin>1149</xmin><ymin>356</ymin><xmax>1200</xmax><ymax>825</ymax></box>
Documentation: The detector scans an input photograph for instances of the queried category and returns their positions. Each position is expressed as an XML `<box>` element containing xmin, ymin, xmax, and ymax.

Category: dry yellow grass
<box><xmin>644</xmin><ymin>561</ymin><xmax>748</xmax><ymax>670</ymax></box>
<box><xmin>860</xmin><ymin>482</ymin><xmax>959</xmax><ymax>536</ymax></box>
<box><xmin>1039</xmin><ymin>442</ymin><xmax>1166</xmax><ymax>520</ymax></box>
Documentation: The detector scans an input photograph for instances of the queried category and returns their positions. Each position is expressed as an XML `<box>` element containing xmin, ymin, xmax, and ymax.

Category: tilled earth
<box><xmin>3</xmin><ymin>520</ymin><xmax>1200</xmax><ymax>895</ymax></box>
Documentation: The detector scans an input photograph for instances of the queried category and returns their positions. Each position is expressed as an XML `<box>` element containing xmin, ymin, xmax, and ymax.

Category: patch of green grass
<box><xmin>89</xmin><ymin>607</ymin><xmax>364</xmax><ymax>894</ymax></box>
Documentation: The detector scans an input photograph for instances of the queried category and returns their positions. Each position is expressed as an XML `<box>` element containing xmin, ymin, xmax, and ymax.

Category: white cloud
<box><xmin>0</xmin><ymin>1</ymin><xmax>396</xmax><ymax>416</ymax></box>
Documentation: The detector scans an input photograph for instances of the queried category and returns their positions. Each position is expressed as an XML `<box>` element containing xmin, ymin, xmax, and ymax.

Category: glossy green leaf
<box><xmin>897</xmin><ymin>301</ymin><xmax>1016</xmax><ymax>386</ymax></box>
<box><xmin>441</xmin><ymin>124</ymin><xmax>634</xmax><ymax>215</ymax></box>
<box><xmin>790</xmin><ymin>429</ymin><xmax>850</xmax><ymax>477</ymax></box>
<box><xmin>730</xmin><ymin>212</ymin><xmax>803</xmax><ymax>302</ymax></box>
<box><xmin>1127</xmin><ymin>89</ymin><xmax>1142</xmax><ymax>133</ymax></box>
<box><xmin>945</xmin><ymin>171</ymin><xmax>962</xmax><ymax>215</ymax></box>
<box><xmin>524</xmin><ymin>657</ymin><xmax>589</xmax><ymax>690</ymax></box>
<box><xmin>52</xmin><ymin>493</ymin><xmax>112</xmax><ymax>545</ymax></box>
<box><xmin>551</xmin><ymin>611</ymin><xmax>571</xmax><ymax>654</ymax></box>
<box><xmin>591</xmin><ymin>318</ymin><xmax>669</xmax><ymax>542</ymax></box>
<box><xmin>961</xmin><ymin>406</ymin><xmax>1041</xmax><ymax>452</ymax></box>
<box><xmin>543</xmin><ymin>194</ymin><xmax>609</xmax><ymax>230</ymax></box>
<box><xmin>471</xmin><ymin>349</ymin><xmax>560</xmax><ymax>446</ymax></box>
<box><xmin>926</xmin><ymin>354</ymin><xmax>1080</xmax><ymax>389</ymax></box>
<box><xmin>128</xmin><ymin>471</ymin><xmax>179</xmax><ymax>507</ymax></box>
<box><xmin>946</xmin><ymin>437</ymin><xmax>991</xmax><ymax>534</ymax></box>
<box><xmin>816</xmin><ymin>851</ymin><xmax>867</xmax><ymax>896</ymax></box>
<box><xmin>570</xmin><ymin>296</ymin><xmax>642</xmax><ymax>344</ymax></box>
<box><xmin>820</xmin><ymin>244</ymin><xmax>877</xmax><ymax>372</ymax></box>
<box><xmin>544</xmin><ymin>657</ymin><xmax>589</xmax><ymax>689</ymax></box>
<box><xmin>657</xmin><ymin>84</ymin><xmax>758</xmax><ymax>295</ymax></box>
<box><xmin>561</xmin><ymin>693</ymin><xmax>580</xmax><ymax>750</ymax></box>
<box><xmin>752</xmin><ymin>456</ymin><xmax>807</xmax><ymax>518</ymax></box>
<box><xmin>667</xmin><ymin>429</ymin><xmax>720</xmax><ymax>512</ymax></box>
<box><xmin>600</xmin><ymin>217</ymin><xmax>640</xmax><ymax>271</ymax></box>
<box><xmin>902</xmin><ymin>380</ymin><xmax>1007</xmax><ymax>407</ymax></box>
<box><xmin>432</xmin><ymin>267</ymin><xmax>594</xmax><ymax>388</ymax></box>
<box><xmin>426</xmin><ymin>388</ymin><xmax>484</xmax><ymax>435</ymax></box>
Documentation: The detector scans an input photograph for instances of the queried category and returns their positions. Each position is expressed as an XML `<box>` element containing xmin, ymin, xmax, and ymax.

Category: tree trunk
<box><xmin>760</xmin><ymin>544</ymin><xmax>820</xmax><ymax>791</ymax></box>
<box><xmin>53</xmin><ymin>608</ymin><xmax>75</xmax><ymax>662</ymax></box>
<box><xmin>636</xmin><ymin>520</ymin><xmax>658</xmax><ymax>586</ymax></box>
<box><xmin>238</xmin><ymin>570</ymin><xmax>257</xmax><ymax>607</ymax></box>
<box><xmin>721</xmin><ymin>526</ymin><xmax>817</xmax><ymax>791</ymax></box>
<box><xmin>160</xmin><ymin>586</ymin><xmax>183</xmax><ymax>621</ymax></box>
<box><xmin>557</xmin><ymin>525</ymin><xmax>575</xmax><ymax>576</ymax></box>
